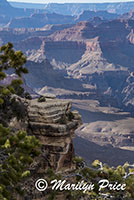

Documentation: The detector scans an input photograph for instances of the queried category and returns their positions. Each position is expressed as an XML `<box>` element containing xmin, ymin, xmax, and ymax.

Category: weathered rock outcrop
<box><xmin>10</xmin><ymin>95</ymin><xmax>81</xmax><ymax>172</ymax></box>
<box><xmin>27</xmin><ymin>98</ymin><xmax>81</xmax><ymax>172</ymax></box>
<box><xmin>9</xmin><ymin>95</ymin><xmax>81</xmax><ymax>199</ymax></box>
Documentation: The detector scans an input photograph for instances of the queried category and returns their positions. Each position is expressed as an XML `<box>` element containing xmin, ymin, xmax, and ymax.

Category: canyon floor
<box><xmin>72</xmin><ymin>99</ymin><xmax>134</xmax><ymax>167</ymax></box>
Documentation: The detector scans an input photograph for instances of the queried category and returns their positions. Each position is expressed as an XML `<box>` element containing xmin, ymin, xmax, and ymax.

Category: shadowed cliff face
<box><xmin>43</xmin><ymin>41</ymin><xmax>87</xmax><ymax>66</ymax></box>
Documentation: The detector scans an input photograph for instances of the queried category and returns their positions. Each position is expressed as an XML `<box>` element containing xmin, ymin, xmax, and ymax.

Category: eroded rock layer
<box><xmin>27</xmin><ymin>98</ymin><xmax>81</xmax><ymax>172</ymax></box>
<box><xmin>10</xmin><ymin>95</ymin><xmax>81</xmax><ymax>199</ymax></box>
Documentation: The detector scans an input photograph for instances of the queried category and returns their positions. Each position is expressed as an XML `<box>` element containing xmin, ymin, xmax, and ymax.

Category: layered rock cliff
<box><xmin>27</xmin><ymin>98</ymin><xmax>81</xmax><ymax>172</ymax></box>
<box><xmin>9</xmin><ymin>95</ymin><xmax>81</xmax><ymax>199</ymax></box>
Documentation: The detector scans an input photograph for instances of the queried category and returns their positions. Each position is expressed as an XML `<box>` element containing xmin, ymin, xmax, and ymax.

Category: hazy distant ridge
<box><xmin>9</xmin><ymin>1</ymin><xmax>134</xmax><ymax>15</ymax></box>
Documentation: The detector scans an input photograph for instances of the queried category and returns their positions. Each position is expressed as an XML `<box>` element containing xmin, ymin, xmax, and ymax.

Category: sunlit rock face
<box><xmin>27</xmin><ymin>98</ymin><xmax>81</xmax><ymax>172</ymax></box>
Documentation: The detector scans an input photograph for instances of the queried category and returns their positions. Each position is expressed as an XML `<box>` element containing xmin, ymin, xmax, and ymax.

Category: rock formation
<box><xmin>10</xmin><ymin>95</ymin><xmax>81</xmax><ymax>171</ymax></box>
<box><xmin>9</xmin><ymin>95</ymin><xmax>81</xmax><ymax>199</ymax></box>
<box><xmin>27</xmin><ymin>98</ymin><xmax>81</xmax><ymax>172</ymax></box>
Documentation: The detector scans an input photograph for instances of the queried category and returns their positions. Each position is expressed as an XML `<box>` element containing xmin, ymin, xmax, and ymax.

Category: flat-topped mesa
<box><xmin>27</xmin><ymin>98</ymin><xmax>82</xmax><ymax>172</ymax></box>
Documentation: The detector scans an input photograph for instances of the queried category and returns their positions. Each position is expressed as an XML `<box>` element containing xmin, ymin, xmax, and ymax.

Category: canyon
<box><xmin>1</xmin><ymin>0</ymin><xmax>134</xmax><ymax>169</ymax></box>
<box><xmin>6</xmin><ymin>19</ymin><xmax>133</xmax><ymax>111</ymax></box>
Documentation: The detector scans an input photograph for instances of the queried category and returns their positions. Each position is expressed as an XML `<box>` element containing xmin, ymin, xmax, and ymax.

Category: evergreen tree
<box><xmin>0</xmin><ymin>43</ymin><xmax>40</xmax><ymax>200</ymax></box>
